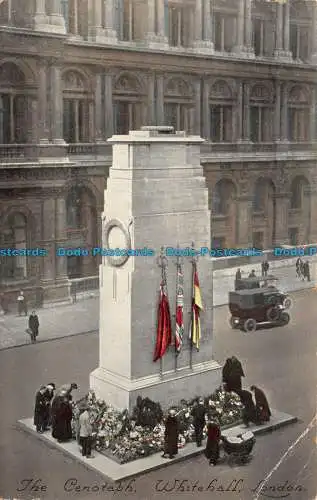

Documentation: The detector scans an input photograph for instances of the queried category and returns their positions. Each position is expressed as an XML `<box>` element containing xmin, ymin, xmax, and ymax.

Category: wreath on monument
<box><xmin>72</xmin><ymin>388</ymin><xmax>243</xmax><ymax>464</ymax></box>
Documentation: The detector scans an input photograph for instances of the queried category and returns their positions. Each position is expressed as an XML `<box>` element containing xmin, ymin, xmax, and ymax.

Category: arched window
<box><xmin>287</xmin><ymin>86</ymin><xmax>310</xmax><ymax>142</ymax></box>
<box><xmin>1</xmin><ymin>212</ymin><xmax>27</xmax><ymax>279</ymax></box>
<box><xmin>62</xmin><ymin>70</ymin><xmax>91</xmax><ymax>143</ymax></box>
<box><xmin>212</xmin><ymin>179</ymin><xmax>236</xmax><ymax>215</ymax></box>
<box><xmin>249</xmin><ymin>84</ymin><xmax>273</xmax><ymax>143</ymax></box>
<box><xmin>164</xmin><ymin>76</ymin><xmax>194</xmax><ymax>133</ymax></box>
<box><xmin>113</xmin><ymin>72</ymin><xmax>146</xmax><ymax>134</ymax></box>
<box><xmin>209</xmin><ymin>80</ymin><xmax>234</xmax><ymax>142</ymax></box>
<box><xmin>0</xmin><ymin>62</ymin><xmax>28</xmax><ymax>144</ymax></box>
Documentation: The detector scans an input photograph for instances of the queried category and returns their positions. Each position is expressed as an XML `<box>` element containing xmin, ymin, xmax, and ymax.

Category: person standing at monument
<box><xmin>33</xmin><ymin>385</ymin><xmax>47</xmax><ymax>433</ymax></box>
<box><xmin>204</xmin><ymin>420</ymin><xmax>221</xmax><ymax>466</ymax></box>
<box><xmin>191</xmin><ymin>398</ymin><xmax>206</xmax><ymax>447</ymax></box>
<box><xmin>234</xmin><ymin>269</ymin><xmax>242</xmax><ymax>290</ymax></box>
<box><xmin>52</xmin><ymin>391</ymin><xmax>73</xmax><ymax>442</ymax></box>
<box><xmin>28</xmin><ymin>311</ymin><xmax>39</xmax><ymax>343</ymax></box>
<box><xmin>78</xmin><ymin>404</ymin><xmax>93</xmax><ymax>458</ymax></box>
<box><xmin>222</xmin><ymin>356</ymin><xmax>245</xmax><ymax>393</ymax></box>
<box><xmin>162</xmin><ymin>409</ymin><xmax>179</xmax><ymax>459</ymax></box>
<box><xmin>250</xmin><ymin>385</ymin><xmax>271</xmax><ymax>423</ymax></box>
<box><xmin>43</xmin><ymin>383</ymin><xmax>56</xmax><ymax>430</ymax></box>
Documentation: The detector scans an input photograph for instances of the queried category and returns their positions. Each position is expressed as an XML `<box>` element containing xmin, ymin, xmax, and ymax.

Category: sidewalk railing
<box><xmin>69</xmin><ymin>275</ymin><xmax>99</xmax><ymax>302</ymax></box>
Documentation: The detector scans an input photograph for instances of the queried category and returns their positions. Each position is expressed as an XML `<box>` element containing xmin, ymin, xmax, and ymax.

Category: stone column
<box><xmin>202</xmin><ymin>81</ymin><xmax>210</xmax><ymax>139</ymax></box>
<box><xmin>38</xmin><ymin>64</ymin><xmax>49</xmax><ymax>143</ymax></box>
<box><xmin>310</xmin><ymin>87</ymin><xmax>316</xmax><ymax>143</ymax></box>
<box><xmin>193</xmin><ymin>0</ymin><xmax>214</xmax><ymax>52</ymax></box>
<box><xmin>274</xmin><ymin>193</ymin><xmax>290</xmax><ymax>245</ymax></box>
<box><xmin>274</xmin><ymin>1</ymin><xmax>291</xmax><ymax>60</ymax></box>
<box><xmin>242</xmin><ymin>83</ymin><xmax>250</xmax><ymax>141</ymax></box>
<box><xmin>236</xmin><ymin>195</ymin><xmax>252</xmax><ymax>247</ymax></box>
<box><xmin>104</xmin><ymin>73</ymin><xmax>113</xmax><ymax>139</ymax></box>
<box><xmin>156</xmin><ymin>74</ymin><xmax>165</xmax><ymax>126</ymax></box>
<box><xmin>49</xmin><ymin>0</ymin><xmax>66</xmax><ymax>32</ymax></box>
<box><xmin>233</xmin><ymin>0</ymin><xmax>245</xmax><ymax>53</ymax></box>
<box><xmin>147</xmin><ymin>74</ymin><xmax>156</xmax><ymax>126</ymax></box>
<box><xmin>311</xmin><ymin>1</ymin><xmax>317</xmax><ymax>63</ymax></box>
<box><xmin>104</xmin><ymin>0</ymin><xmax>117</xmax><ymax>41</ymax></box>
<box><xmin>55</xmin><ymin>196</ymin><xmax>68</xmax><ymax>281</ymax></box>
<box><xmin>34</xmin><ymin>0</ymin><xmax>50</xmax><ymax>30</ymax></box>
<box><xmin>88</xmin><ymin>0</ymin><xmax>108</xmax><ymax>42</ymax></box>
<box><xmin>283</xmin><ymin>1</ymin><xmax>290</xmax><ymax>53</ymax></box>
<box><xmin>95</xmin><ymin>74</ymin><xmax>104</xmax><ymax>141</ymax></box>
<box><xmin>280</xmin><ymin>83</ymin><xmax>288</xmax><ymax>141</ymax></box>
<box><xmin>194</xmin><ymin>80</ymin><xmax>201</xmax><ymax>135</ymax></box>
<box><xmin>50</xmin><ymin>65</ymin><xmax>65</xmax><ymax>144</ymax></box>
<box><xmin>244</xmin><ymin>0</ymin><xmax>254</xmax><ymax>55</ymax></box>
<box><xmin>146</xmin><ymin>0</ymin><xmax>168</xmax><ymax>48</ymax></box>
<box><xmin>69</xmin><ymin>0</ymin><xmax>80</xmax><ymax>37</ymax></box>
<box><xmin>274</xmin><ymin>81</ymin><xmax>281</xmax><ymax>141</ymax></box>
<box><xmin>236</xmin><ymin>82</ymin><xmax>243</xmax><ymax>141</ymax></box>
<box><xmin>41</xmin><ymin>198</ymin><xmax>56</xmax><ymax>282</ymax></box>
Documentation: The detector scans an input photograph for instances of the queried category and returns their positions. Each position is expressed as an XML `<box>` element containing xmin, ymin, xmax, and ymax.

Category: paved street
<box><xmin>0</xmin><ymin>257</ymin><xmax>314</xmax><ymax>350</ymax></box>
<box><xmin>0</xmin><ymin>288</ymin><xmax>316</xmax><ymax>500</ymax></box>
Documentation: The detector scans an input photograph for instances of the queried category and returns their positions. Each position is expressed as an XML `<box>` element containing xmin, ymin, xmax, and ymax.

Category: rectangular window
<box><xmin>290</xmin><ymin>24</ymin><xmax>298</xmax><ymax>59</ymax></box>
<box><xmin>289</xmin><ymin>228</ymin><xmax>299</xmax><ymax>245</ymax></box>
<box><xmin>63</xmin><ymin>99</ymin><xmax>76</xmax><ymax>143</ymax></box>
<box><xmin>250</xmin><ymin>107</ymin><xmax>259</xmax><ymax>142</ymax></box>
<box><xmin>210</xmin><ymin>105</ymin><xmax>232</xmax><ymax>142</ymax></box>
<box><xmin>164</xmin><ymin>103</ymin><xmax>188</xmax><ymax>131</ymax></box>
<box><xmin>114</xmin><ymin>101</ymin><xmax>137</xmax><ymax>134</ymax></box>
<box><xmin>214</xmin><ymin>12</ymin><xmax>222</xmax><ymax>51</ymax></box>
<box><xmin>299</xmin><ymin>27</ymin><xmax>309</xmax><ymax>62</ymax></box>
<box><xmin>252</xmin><ymin>19</ymin><xmax>262</xmax><ymax>56</ymax></box>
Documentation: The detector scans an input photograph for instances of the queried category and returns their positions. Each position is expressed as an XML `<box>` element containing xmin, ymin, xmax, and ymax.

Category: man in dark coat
<box><xmin>251</xmin><ymin>385</ymin><xmax>271</xmax><ymax>423</ymax></box>
<box><xmin>191</xmin><ymin>398</ymin><xmax>206</xmax><ymax>447</ymax></box>
<box><xmin>34</xmin><ymin>386</ymin><xmax>47</xmax><ymax>433</ymax></box>
<box><xmin>204</xmin><ymin>420</ymin><xmax>221</xmax><ymax>466</ymax></box>
<box><xmin>222</xmin><ymin>356</ymin><xmax>245</xmax><ymax>393</ymax></box>
<box><xmin>162</xmin><ymin>409</ymin><xmax>179</xmax><ymax>459</ymax></box>
<box><xmin>235</xmin><ymin>269</ymin><xmax>242</xmax><ymax>290</ymax></box>
<box><xmin>303</xmin><ymin>261</ymin><xmax>310</xmax><ymax>281</ymax></box>
<box><xmin>52</xmin><ymin>392</ymin><xmax>73</xmax><ymax>442</ymax></box>
<box><xmin>28</xmin><ymin>311</ymin><xmax>39</xmax><ymax>343</ymax></box>
<box><xmin>43</xmin><ymin>383</ymin><xmax>56</xmax><ymax>430</ymax></box>
<box><xmin>237</xmin><ymin>389</ymin><xmax>257</xmax><ymax>427</ymax></box>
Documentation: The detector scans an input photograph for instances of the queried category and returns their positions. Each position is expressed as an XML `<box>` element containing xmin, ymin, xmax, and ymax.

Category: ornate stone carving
<box><xmin>63</xmin><ymin>71</ymin><xmax>85</xmax><ymax>90</ymax></box>
<box><xmin>210</xmin><ymin>80</ymin><xmax>232</xmax><ymax>99</ymax></box>
<box><xmin>288</xmin><ymin>85</ymin><xmax>309</xmax><ymax>104</ymax></box>
<box><xmin>0</xmin><ymin>62</ymin><xmax>25</xmax><ymax>85</ymax></box>
<box><xmin>276</xmin><ymin>166</ymin><xmax>290</xmax><ymax>191</ymax></box>
<box><xmin>165</xmin><ymin>77</ymin><xmax>192</xmax><ymax>97</ymax></box>
<box><xmin>115</xmin><ymin>73</ymin><xmax>140</xmax><ymax>93</ymax></box>
<box><xmin>250</xmin><ymin>84</ymin><xmax>270</xmax><ymax>101</ymax></box>
<box><xmin>0</xmin><ymin>168</ymin><xmax>73</xmax><ymax>182</ymax></box>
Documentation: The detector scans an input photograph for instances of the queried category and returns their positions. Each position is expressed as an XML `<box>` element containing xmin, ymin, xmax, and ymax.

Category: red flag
<box><xmin>153</xmin><ymin>282</ymin><xmax>172</xmax><ymax>362</ymax></box>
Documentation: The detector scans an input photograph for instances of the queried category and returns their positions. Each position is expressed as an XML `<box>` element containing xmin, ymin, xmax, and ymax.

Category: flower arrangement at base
<box><xmin>72</xmin><ymin>388</ymin><xmax>243</xmax><ymax>464</ymax></box>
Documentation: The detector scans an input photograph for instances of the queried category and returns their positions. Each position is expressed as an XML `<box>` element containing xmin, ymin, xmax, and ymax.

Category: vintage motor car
<box><xmin>228</xmin><ymin>277</ymin><xmax>292</xmax><ymax>331</ymax></box>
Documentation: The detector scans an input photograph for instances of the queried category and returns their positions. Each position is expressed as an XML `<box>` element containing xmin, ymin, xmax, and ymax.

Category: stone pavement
<box><xmin>18</xmin><ymin>409</ymin><xmax>297</xmax><ymax>482</ymax></box>
<box><xmin>0</xmin><ymin>256</ymin><xmax>315</xmax><ymax>350</ymax></box>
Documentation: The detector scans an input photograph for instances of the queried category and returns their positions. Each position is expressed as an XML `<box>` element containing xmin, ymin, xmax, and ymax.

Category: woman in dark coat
<box><xmin>162</xmin><ymin>409</ymin><xmax>179</xmax><ymax>459</ymax></box>
<box><xmin>204</xmin><ymin>420</ymin><xmax>221</xmax><ymax>466</ymax></box>
<box><xmin>251</xmin><ymin>385</ymin><xmax>271</xmax><ymax>423</ymax></box>
<box><xmin>222</xmin><ymin>356</ymin><xmax>245</xmax><ymax>393</ymax></box>
<box><xmin>52</xmin><ymin>393</ymin><xmax>73</xmax><ymax>442</ymax></box>
<box><xmin>43</xmin><ymin>383</ymin><xmax>55</xmax><ymax>430</ymax></box>
<box><xmin>238</xmin><ymin>389</ymin><xmax>257</xmax><ymax>427</ymax></box>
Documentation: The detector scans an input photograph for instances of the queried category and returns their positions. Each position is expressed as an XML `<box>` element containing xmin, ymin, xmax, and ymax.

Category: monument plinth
<box><xmin>90</xmin><ymin>126</ymin><xmax>222</xmax><ymax>411</ymax></box>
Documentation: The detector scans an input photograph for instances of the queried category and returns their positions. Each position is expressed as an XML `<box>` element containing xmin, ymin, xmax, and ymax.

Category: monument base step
<box><xmin>18</xmin><ymin>410</ymin><xmax>297</xmax><ymax>482</ymax></box>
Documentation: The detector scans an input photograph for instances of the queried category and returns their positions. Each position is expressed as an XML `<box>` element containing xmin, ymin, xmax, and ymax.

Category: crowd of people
<box><xmin>33</xmin><ymin>382</ymin><xmax>94</xmax><ymax>458</ymax></box>
<box><xmin>161</xmin><ymin>356</ymin><xmax>271</xmax><ymax>467</ymax></box>
<box><xmin>34</xmin><ymin>357</ymin><xmax>271</xmax><ymax>466</ymax></box>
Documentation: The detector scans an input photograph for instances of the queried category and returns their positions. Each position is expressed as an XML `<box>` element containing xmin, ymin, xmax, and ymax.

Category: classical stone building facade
<box><xmin>0</xmin><ymin>0</ymin><xmax>317</xmax><ymax>304</ymax></box>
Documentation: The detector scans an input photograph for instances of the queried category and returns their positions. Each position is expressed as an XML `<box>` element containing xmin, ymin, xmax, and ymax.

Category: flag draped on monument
<box><xmin>153</xmin><ymin>282</ymin><xmax>172</xmax><ymax>362</ymax></box>
<box><xmin>175</xmin><ymin>262</ymin><xmax>184</xmax><ymax>354</ymax></box>
<box><xmin>190</xmin><ymin>263</ymin><xmax>203</xmax><ymax>350</ymax></box>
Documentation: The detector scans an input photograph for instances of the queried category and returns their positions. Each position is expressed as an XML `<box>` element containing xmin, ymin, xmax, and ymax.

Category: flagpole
<box><xmin>174</xmin><ymin>249</ymin><xmax>179</xmax><ymax>372</ymax></box>
<box><xmin>189</xmin><ymin>241</ymin><xmax>197</xmax><ymax>370</ymax></box>
<box><xmin>157</xmin><ymin>246</ymin><xmax>167</xmax><ymax>379</ymax></box>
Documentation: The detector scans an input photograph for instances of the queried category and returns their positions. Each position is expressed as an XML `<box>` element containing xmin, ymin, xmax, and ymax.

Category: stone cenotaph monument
<box><xmin>90</xmin><ymin>126</ymin><xmax>222</xmax><ymax>411</ymax></box>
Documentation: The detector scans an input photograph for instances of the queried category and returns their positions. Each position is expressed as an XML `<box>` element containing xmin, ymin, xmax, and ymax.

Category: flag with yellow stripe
<box><xmin>190</xmin><ymin>263</ymin><xmax>203</xmax><ymax>350</ymax></box>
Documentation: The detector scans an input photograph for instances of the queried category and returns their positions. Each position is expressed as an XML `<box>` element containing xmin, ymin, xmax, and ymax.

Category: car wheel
<box><xmin>266</xmin><ymin>307</ymin><xmax>280</xmax><ymax>321</ymax></box>
<box><xmin>280</xmin><ymin>312</ymin><xmax>290</xmax><ymax>325</ymax></box>
<box><xmin>283</xmin><ymin>297</ymin><xmax>292</xmax><ymax>310</ymax></box>
<box><xmin>244</xmin><ymin>318</ymin><xmax>257</xmax><ymax>332</ymax></box>
<box><xmin>230</xmin><ymin>316</ymin><xmax>239</xmax><ymax>329</ymax></box>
